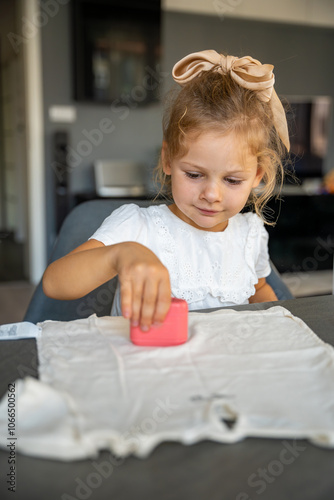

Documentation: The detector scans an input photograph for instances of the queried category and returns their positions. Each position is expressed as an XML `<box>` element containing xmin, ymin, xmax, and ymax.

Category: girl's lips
<box><xmin>196</xmin><ymin>207</ymin><xmax>219</xmax><ymax>215</ymax></box>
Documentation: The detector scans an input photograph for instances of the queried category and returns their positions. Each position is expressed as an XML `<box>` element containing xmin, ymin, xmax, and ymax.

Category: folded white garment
<box><xmin>0</xmin><ymin>306</ymin><xmax>333</xmax><ymax>461</ymax></box>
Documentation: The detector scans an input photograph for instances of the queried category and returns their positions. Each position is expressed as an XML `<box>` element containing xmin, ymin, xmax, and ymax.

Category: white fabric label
<box><xmin>0</xmin><ymin>322</ymin><xmax>41</xmax><ymax>340</ymax></box>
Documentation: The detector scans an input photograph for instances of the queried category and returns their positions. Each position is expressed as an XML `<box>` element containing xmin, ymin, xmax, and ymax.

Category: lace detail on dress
<box><xmin>150</xmin><ymin>207</ymin><xmax>264</xmax><ymax>306</ymax></box>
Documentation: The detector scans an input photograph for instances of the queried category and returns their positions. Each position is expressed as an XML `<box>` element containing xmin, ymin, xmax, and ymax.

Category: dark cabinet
<box><xmin>266</xmin><ymin>194</ymin><xmax>334</xmax><ymax>273</ymax></box>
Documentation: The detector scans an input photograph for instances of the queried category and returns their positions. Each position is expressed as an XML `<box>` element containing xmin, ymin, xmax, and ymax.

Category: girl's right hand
<box><xmin>113</xmin><ymin>242</ymin><xmax>172</xmax><ymax>331</ymax></box>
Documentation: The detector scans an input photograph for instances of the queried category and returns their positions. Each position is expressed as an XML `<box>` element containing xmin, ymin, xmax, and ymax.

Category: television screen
<box><xmin>284</xmin><ymin>96</ymin><xmax>332</xmax><ymax>180</ymax></box>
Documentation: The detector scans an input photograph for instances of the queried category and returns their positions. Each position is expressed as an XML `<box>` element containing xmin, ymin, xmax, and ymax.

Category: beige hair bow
<box><xmin>172</xmin><ymin>50</ymin><xmax>290</xmax><ymax>151</ymax></box>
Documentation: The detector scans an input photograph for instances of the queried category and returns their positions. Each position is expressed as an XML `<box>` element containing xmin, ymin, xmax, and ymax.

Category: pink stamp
<box><xmin>130</xmin><ymin>298</ymin><xmax>188</xmax><ymax>347</ymax></box>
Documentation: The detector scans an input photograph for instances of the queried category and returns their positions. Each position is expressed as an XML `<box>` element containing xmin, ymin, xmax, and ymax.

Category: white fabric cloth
<box><xmin>0</xmin><ymin>306</ymin><xmax>333</xmax><ymax>461</ymax></box>
<box><xmin>89</xmin><ymin>204</ymin><xmax>271</xmax><ymax>314</ymax></box>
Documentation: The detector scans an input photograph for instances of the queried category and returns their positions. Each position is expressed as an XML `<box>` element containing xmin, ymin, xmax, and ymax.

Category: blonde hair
<box><xmin>154</xmin><ymin>69</ymin><xmax>288</xmax><ymax>224</ymax></box>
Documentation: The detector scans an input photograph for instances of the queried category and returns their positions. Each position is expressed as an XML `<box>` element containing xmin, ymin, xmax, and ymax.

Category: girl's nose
<box><xmin>200</xmin><ymin>181</ymin><xmax>222</xmax><ymax>203</ymax></box>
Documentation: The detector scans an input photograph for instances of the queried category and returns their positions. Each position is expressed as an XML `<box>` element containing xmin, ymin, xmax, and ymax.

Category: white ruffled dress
<box><xmin>89</xmin><ymin>204</ymin><xmax>271</xmax><ymax>314</ymax></box>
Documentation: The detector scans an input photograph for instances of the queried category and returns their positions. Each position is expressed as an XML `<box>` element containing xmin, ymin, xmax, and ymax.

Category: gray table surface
<box><xmin>0</xmin><ymin>295</ymin><xmax>333</xmax><ymax>500</ymax></box>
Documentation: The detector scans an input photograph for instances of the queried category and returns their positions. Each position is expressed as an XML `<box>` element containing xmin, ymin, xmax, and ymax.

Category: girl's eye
<box><xmin>185</xmin><ymin>172</ymin><xmax>202</xmax><ymax>179</ymax></box>
<box><xmin>225</xmin><ymin>177</ymin><xmax>242</xmax><ymax>185</ymax></box>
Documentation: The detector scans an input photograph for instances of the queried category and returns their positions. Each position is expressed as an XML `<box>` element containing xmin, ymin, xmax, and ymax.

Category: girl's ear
<box><xmin>252</xmin><ymin>166</ymin><xmax>264</xmax><ymax>188</ymax></box>
<box><xmin>161</xmin><ymin>141</ymin><xmax>172</xmax><ymax>175</ymax></box>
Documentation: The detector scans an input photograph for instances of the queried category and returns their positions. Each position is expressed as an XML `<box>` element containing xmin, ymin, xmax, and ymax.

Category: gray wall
<box><xmin>41</xmin><ymin>4</ymin><xmax>334</xmax><ymax>253</ymax></box>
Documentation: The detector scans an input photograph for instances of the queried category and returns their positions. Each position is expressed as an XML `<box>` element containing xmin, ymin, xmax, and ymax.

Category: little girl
<box><xmin>43</xmin><ymin>50</ymin><xmax>290</xmax><ymax>332</ymax></box>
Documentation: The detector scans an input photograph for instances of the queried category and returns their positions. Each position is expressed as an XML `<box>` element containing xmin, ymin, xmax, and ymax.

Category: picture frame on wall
<box><xmin>71</xmin><ymin>0</ymin><xmax>161</xmax><ymax>105</ymax></box>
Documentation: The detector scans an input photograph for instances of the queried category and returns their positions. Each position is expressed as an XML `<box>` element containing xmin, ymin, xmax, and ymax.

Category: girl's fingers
<box><xmin>119</xmin><ymin>279</ymin><xmax>133</xmax><ymax>320</ymax></box>
<box><xmin>139</xmin><ymin>269</ymin><xmax>171</xmax><ymax>330</ymax></box>
<box><xmin>152</xmin><ymin>279</ymin><xmax>172</xmax><ymax>325</ymax></box>
<box><xmin>117</xmin><ymin>246</ymin><xmax>171</xmax><ymax>331</ymax></box>
<box><xmin>140</xmin><ymin>277</ymin><xmax>172</xmax><ymax>330</ymax></box>
<box><xmin>139</xmin><ymin>283</ymin><xmax>159</xmax><ymax>331</ymax></box>
<box><xmin>130</xmin><ymin>279</ymin><xmax>145</xmax><ymax>327</ymax></box>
